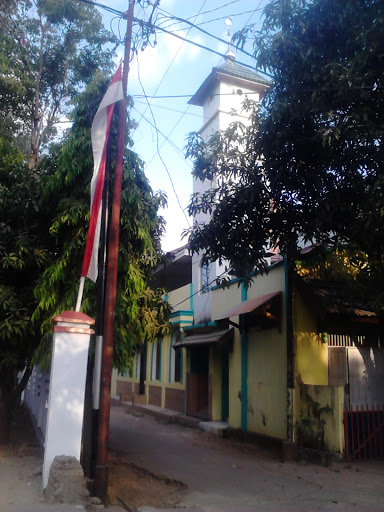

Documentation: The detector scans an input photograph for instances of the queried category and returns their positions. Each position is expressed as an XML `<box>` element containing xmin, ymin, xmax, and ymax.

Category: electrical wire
<box><xmin>241</xmin><ymin>0</ymin><xmax>264</xmax><ymax>27</ymax></box>
<box><xmin>133</xmin><ymin>100</ymin><xmax>202</xmax><ymax>118</ymax></box>
<box><xmin>75</xmin><ymin>0</ymin><xmax>123</xmax><ymax>16</ymax></box>
<box><xmin>136</xmin><ymin>19</ymin><xmax>273</xmax><ymax>77</ymax></box>
<box><xmin>132</xmin><ymin>0</ymin><xmax>207</xmax><ymax>134</ymax></box>
<box><xmin>131</xmin><ymin>84</ymin><xmax>384</xmax><ymax>100</ymax></box>
<box><xmin>136</xmin><ymin>55</ymin><xmax>191</xmax><ymax>227</ymax></box>
<box><xmin>172</xmin><ymin>268</ymin><xmax>231</xmax><ymax>308</ymax></box>
<box><xmin>194</xmin><ymin>9</ymin><xmax>263</xmax><ymax>27</ymax></box>
<box><xmin>184</xmin><ymin>0</ymin><xmax>241</xmax><ymax>21</ymax></box>
<box><xmin>132</xmin><ymin>105</ymin><xmax>190</xmax><ymax>162</ymax></box>
<box><xmin>156</xmin><ymin>1</ymin><xmax>242</xmax><ymax>31</ymax></box>
<box><xmin>131</xmin><ymin>91</ymin><xmax>264</xmax><ymax>99</ymax></box>
<box><xmin>154</xmin><ymin>8</ymin><xmax>257</xmax><ymax>62</ymax></box>
<box><xmin>76</xmin><ymin>0</ymin><xmax>272</xmax><ymax>78</ymax></box>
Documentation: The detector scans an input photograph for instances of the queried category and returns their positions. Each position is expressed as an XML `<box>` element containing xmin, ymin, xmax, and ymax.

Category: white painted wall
<box><xmin>192</xmin><ymin>62</ymin><xmax>264</xmax><ymax>324</ymax></box>
<box><xmin>42</xmin><ymin>319</ymin><xmax>92</xmax><ymax>489</ymax></box>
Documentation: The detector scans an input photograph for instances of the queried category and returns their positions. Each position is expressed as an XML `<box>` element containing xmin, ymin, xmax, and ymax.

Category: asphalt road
<box><xmin>109</xmin><ymin>405</ymin><xmax>384</xmax><ymax>512</ymax></box>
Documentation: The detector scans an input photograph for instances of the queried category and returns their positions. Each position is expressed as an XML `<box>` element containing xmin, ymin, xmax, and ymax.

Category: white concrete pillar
<box><xmin>42</xmin><ymin>311</ymin><xmax>94</xmax><ymax>489</ymax></box>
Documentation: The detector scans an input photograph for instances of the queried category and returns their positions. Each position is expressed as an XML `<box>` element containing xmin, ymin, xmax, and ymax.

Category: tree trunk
<box><xmin>0</xmin><ymin>366</ymin><xmax>32</xmax><ymax>445</ymax></box>
<box><xmin>11</xmin><ymin>366</ymin><xmax>32</xmax><ymax>406</ymax></box>
<box><xmin>0</xmin><ymin>383</ymin><xmax>11</xmax><ymax>445</ymax></box>
<box><xmin>28</xmin><ymin>148</ymin><xmax>38</xmax><ymax>170</ymax></box>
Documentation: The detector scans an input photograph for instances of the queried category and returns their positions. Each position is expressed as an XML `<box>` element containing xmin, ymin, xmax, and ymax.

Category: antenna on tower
<box><xmin>224</xmin><ymin>18</ymin><xmax>235</xmax><ymax>60</ymax></box>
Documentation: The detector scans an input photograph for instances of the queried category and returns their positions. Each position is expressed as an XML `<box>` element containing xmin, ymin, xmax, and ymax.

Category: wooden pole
<box><xmin>94</xmin><ymin>0</ymin><xmax>135</xmax><ymax>501</ymax></box>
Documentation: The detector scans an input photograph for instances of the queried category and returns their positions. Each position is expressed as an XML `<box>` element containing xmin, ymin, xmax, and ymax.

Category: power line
<box><xmin>172</xmin><ymin>268</ymin><xmax>230</xmax><ymax>308</ymax></box>
<box><xmin>131</xmin><ymin>90</ymin><xmax>264</xmax><ymax>100</ymax></box>
<box><xmin>135</xmin><ymin>55</ymin><xmax>191</xmax><ymax>228</ymax></box>
<box><xmin>153</xmin><ymin>8</ymin><xmax>259</xmax><ymax>64</ymax></box>
<box><xmin>241</xmin><ymin>0</ymin><xmax>264</xmax><ymax>27</ymax></box>
<box><xmin>132</xmin><ymin>105</ymin><xmax>189</xmax><ymax>162</ymax></box>
<box><xmin>75</xmin><ymin>0</ymin><xmax>123</xmax><ymax>16</ymax></box>
<box><xmin>131</xmin><ymin>84</ymin><xmax>384</xmax><ymax>101</ymax></box>
<box><xmin>184</xmin><ymin>0</ymin><xmax>241</xmax><ymax>21</ymax></box>
<box><xmin>132</xmin><ymin>0</ymin><xmax>207</xmax><ymax>134</ymax></box>
<box><xmin>139</xmin><ymin>20</ymin><xmax>272</xmax><ymax>77</ymax></box>
<box><xmin>133</xmin><ymin>100</ymin><xmax>202</xmax><ymax>118</ymax></box>
<box><xmin>192</xmin><ymin>9</ymin><xmax>263</xmax><ymax>28</ymax></box>
<box><xmin>76</xmin><ymin>0</ymin><xmax>273</xmax><ymax>78</ymax></box>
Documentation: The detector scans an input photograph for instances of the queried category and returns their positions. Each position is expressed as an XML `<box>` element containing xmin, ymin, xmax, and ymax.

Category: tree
<box><xmin>186</xmin><ymin>0</ymin><xmax>384</xmax><ymax>282</ymax></box>
<box><xmin>0</xmin><ymin>72</ymin><xmax>170</xmax><ymax>443</ymax></box>
<box><xmin>0</xmin><ymin>0</ymin><xmax>114</xmax><ymax>167</ymax></box>
<box><xmin>0</xmin><ymin>0</ymin><xmax>170</xmax><ymax>441</ymax></box>
<box><xmin>32</xmin><ymin>74</ymin><xmax>170</xmax><ymax>372</ymax></box>
<box><xmin>0</xmin><ymin>0</ymin><xmax>114</xmax><ymax>443</ymax></box>
<box><xmin>0</xmin><ymin>137</ymin><xmax>53</xmax><ymax>443</ymax></box>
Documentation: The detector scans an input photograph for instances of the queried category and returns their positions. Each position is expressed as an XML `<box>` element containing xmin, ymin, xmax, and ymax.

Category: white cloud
<box><xmin>128</xmin><ymin>29</ymin><xmax>196</xmax><ymax>87</ymax></box>
<box><xmin>185</xmin><ymin>33</ymin><xmax>204</xmax><ymax>60</ymax></box>
<box><xmin>159</xmin><ymin>0</ymin><xmax>177</xmax><ymax>8</ymax></box>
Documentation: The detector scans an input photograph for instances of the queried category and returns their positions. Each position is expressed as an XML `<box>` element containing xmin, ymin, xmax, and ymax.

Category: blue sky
<box><xmin>98</xmin><ymin>0</ymin><xmax>269</xmax><ymax>251</ymax></box>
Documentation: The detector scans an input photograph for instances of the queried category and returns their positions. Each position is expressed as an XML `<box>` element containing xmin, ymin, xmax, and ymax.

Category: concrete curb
<box><xmin>121</xmin><ymin>402</ymin><xmax>201</xmax><ymax>430</ymax></box>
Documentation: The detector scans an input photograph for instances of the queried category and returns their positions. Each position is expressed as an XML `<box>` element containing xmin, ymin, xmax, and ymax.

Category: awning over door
<box><xmin>175</xmin><ymin>328</ymin><xmax>234</xmax><ymax>348</ymax></box>
<box><xmin>215</xmin><ymin>291</ymin><xmax>282</xmax><ymax>330</ymax></box>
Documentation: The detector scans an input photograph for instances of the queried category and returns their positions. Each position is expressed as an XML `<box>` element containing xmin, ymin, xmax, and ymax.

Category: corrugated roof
<box><xmin>175</xmin><ymin>328</ymin><xmax>234</xmax><ymax>348</ymax></box>
<box><xmin>215</xmin><ymin>291</ymin><xmax>282</xmax><ymax>321</ymax></box>
<box><xmin>214</xmin><ymin>58</ymin><xmax>270</xmax><ymax>86</ymax></box>
<box><xmin>189</xmin><ymin>57</ymin><xmax>270</xmax><ymax>107</ymax></box>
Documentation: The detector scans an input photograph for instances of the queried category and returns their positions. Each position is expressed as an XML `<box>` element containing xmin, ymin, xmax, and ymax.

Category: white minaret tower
<box><xmin>188</xmin><ymin>26</ymin><xmax>269</xmax><ymax>324</ymax></box>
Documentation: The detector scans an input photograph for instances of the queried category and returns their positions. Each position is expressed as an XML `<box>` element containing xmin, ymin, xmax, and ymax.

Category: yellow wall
<box><xmin>294</xmin><ymin>288</ymin><xmax>328</xmax><ymax>385</ymax></box>
<box><xmin>209</xmin><ymin>343</ymin><xmax>222</xmax><ymax>421</ymax></box>
<box><xmin>145</xmin><ymin>335</ymin><xmax>186</xmax><ymax>406</ymax></box>
<box><xmin>115</xmin><ymin>280</ymin><xmax>190</xmax><ymax>408</ymax></box>
<box><xmin>229</xmin><ymin>330</ymin><xmax>242</xmax><ymax>429</ymax></box>
<box><xmin>168</xmin><ymin>283</ymin><xmax>191</xmax><ymax>310</ymax></box>
<box><xmin>212</xmin><ymin>283</ymin><xmax>243</xmax><ymax>427</ymax></box>
<box><xmin>296</xmin><ymin>384</ymin><xmax>344</xmax><ymax>453</ymax></box>
<box><xmin>246</xmin><ymin>266</ymin><xmax>287</xmax><ymax>439</ymax></box>
<box><xmin>211</xmin><ymin>282</ymin><xmax>242</xmax><ymax>321</ymax></box>
<box><xmin>247</xmin><ymin>327</ymin><xmax>287</xmax><ymax>439</ymax></box>
<box><xmin>246</xmin><ymin>265</ymin><xmax>285</xmax><ymax>302</ymax></box>
<box><xmin>211</xmin><ymin>265</ymin><xmax>288</xmax><ymax>438</ymax></box>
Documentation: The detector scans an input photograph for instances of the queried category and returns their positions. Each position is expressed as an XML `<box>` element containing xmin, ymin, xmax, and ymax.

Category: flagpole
<box><xmin>94</xmin><ymin>0</ymin><xmax>135</xmax><ymax>502</ymax></box>
<box><xmin>90</xmin><ymin>134</ymin><xmax>111</xmax><ymax>479</ymax></box>
<box><xmin>75</xmin><ymin>277</ymin><xmax>85</xmax><ymax>312</ymax></box>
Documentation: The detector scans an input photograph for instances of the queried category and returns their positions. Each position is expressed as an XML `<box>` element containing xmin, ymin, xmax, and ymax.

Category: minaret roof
<box><xmin>188</xmin><ymin>57</ymin><xmax>270</xmax><ymax>107</ymax></box>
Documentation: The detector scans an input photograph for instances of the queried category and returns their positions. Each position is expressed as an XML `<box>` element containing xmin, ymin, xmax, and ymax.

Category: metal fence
<box><xmin>344</xmin><ymin>405</ymin><xmax>384</xmax><ymax>460</ymax></box>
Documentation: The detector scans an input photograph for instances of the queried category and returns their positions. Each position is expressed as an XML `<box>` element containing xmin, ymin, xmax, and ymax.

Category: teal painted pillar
<box><xmin>240</xmin><ymin>283</ymin><xmax>248</xmax><ymax>432</ymax></box>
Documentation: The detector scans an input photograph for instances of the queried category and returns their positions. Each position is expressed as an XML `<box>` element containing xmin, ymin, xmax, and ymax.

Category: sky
<box><xmin>96</xmin><ymin>0</ymin><xmax>269</xmax><ymax>252</ymax></box>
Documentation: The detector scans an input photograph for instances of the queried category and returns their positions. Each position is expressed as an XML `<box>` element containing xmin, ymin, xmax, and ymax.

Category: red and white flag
<box><xmin>81</xmin><ymin>65</ymin><xmax>124</xmax><ymax>283</ymax></box>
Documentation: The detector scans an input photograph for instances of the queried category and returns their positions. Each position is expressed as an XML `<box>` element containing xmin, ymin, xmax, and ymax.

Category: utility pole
<box><xmin>94</xmin><ymin>0</ymin><xmax>135</xmax><ymax>501</ymax></box>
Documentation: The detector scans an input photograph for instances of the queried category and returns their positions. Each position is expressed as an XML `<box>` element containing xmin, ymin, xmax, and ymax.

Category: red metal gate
<box><xmin>344</xmin><ymin>405</ymin><xmax>384</xmax><ymax>460</ymax></box>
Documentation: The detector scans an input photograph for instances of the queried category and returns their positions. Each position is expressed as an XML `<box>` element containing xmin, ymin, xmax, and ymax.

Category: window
<box><xmin>201</xmin><ymin>260</ymin><xmax>210</xmax><ymax>294</ymax></box>
<box><xmin>151</xmin><ymin>341</ymin><xmax>161</xmax><ymax>381</ymax></box>
<box><xmin>170</xmin><ymin>331</ymin><xmax>182</xmax><ymax>383</ymax></box>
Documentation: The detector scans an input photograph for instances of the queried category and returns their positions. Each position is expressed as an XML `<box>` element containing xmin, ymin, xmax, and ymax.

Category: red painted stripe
<box><xmin>110</xmin><ymin>63</ymin><xmax>122</xmax><ymax>85</ymax></box>
<box><xmin>81</xmin><ymin>102</ymin><xmax>115</xmax><ymax>277</ymax></box>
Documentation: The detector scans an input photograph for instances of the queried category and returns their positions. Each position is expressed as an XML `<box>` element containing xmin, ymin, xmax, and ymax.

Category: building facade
<box><xmin>113</xmin><ymin>56</ymin><xmax>384</xmax><ymax>460</ymax></box>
